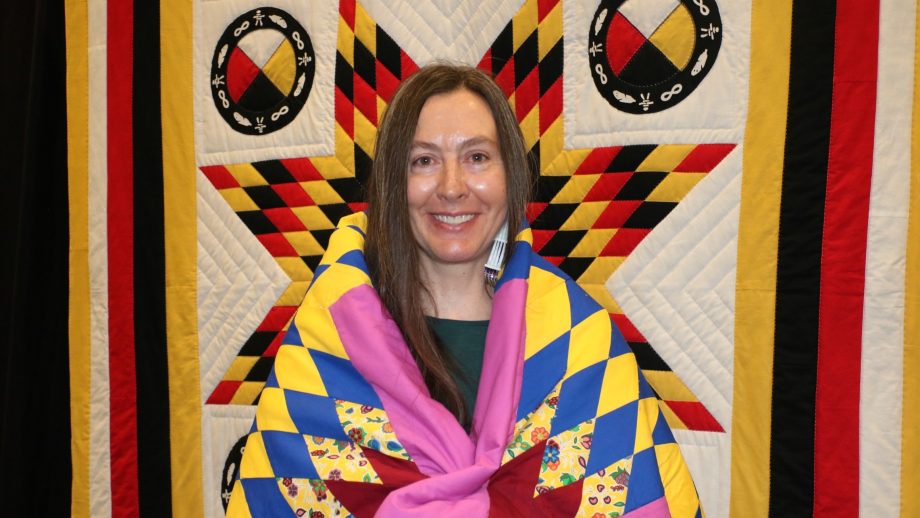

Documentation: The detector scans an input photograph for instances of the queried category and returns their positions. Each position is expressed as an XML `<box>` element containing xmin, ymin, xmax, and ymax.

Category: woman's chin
<box><xmin>422</xmin><ymin>246</ymin><xmax>489</xmax><ymax>270</ymax></box>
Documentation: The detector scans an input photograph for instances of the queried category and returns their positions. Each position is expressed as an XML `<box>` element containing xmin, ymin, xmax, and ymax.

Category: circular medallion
<box><xmin>210</xmin><ymin>7</ymin><xmax>316</xmax><ymax>135</ymax></box>
<box><xmin>220</xmin><ymin>434</ymin><xmax>248</xmax><ymax>511</ymax></box>
<box><xmin>588</xmin><ymin>0</ymin><xmax>722</xmax><ymax>114</ymax></box>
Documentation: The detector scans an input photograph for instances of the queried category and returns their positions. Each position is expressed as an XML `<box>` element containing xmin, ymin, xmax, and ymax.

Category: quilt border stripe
<box><xmin>769</xmin><ymin>1</ymin><xmax>837</xmax><ymax>513</ymax></box>
<box><xmin>107</xmin><ymin>1</ymin><xmax>139</xmax><ymax>515</ymax></box>
<box><xmin>163</xmin><ymin>0</ymin><xmax>204</xmax><ymax>515</ymax></box>
<box><xmin>134</xmin><ymin>0</ymin><xmax>174</xmax><ymax>514</ymax></box>
<box><xmin>814</xmin><ymin>0</ymin><xmax>879</xmax><ymax>514</ymax></box>
<box><xmin>732</xmin><ymin>0</ymin><xmax>792</xmax><ymax>516</ymax></box>
<box><xmin>860</xmin><ymin>0</ymin><xmax>915</xmax><ymax>515</ymax></box>
<box><xmin>903</xmin><ymin>5</ymin><xmax>920</xmax><ymax>514</ymax></box>
<box><xmin>88</xmin><ymin>0</ymin><xmax>113</xmax><ymax>514</ymax></box>
<box><xmin>66</xmin><ymin>0</ymin><xmax>91</xmax><ymax>515</ymax></box>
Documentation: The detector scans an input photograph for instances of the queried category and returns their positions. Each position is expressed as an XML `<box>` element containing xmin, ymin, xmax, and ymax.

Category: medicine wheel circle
<box><xmin>588</xmin><ymin>0</ymin><xmax>722</xmax><ymax>114</ymax></box>
<box><xmin>210</xmin><ymin>7</ymin><xmax>316</xmax><ymax>135</ymax></box>
<box><xmin>220</xmin><ymin>434</ymin><xmax>248</xmax><ymax>511</ymax></box>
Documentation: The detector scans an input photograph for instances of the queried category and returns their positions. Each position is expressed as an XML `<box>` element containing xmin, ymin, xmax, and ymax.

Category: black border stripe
<box><xmin>133</xmin><ymin>1</ymin><xmax>173</xmax><ymax>515</ymax></box>
<box><xmin>770</xmin><ymin>1</ymin><xmax>836</xmax><ymax>515</ymax></box>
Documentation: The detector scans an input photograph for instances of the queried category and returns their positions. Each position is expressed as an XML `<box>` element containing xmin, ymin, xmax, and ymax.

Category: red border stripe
<box><xmin>107</xmin><ymin>1</ymin><xmax>138</xmax><ymax>516</ymax></box>
<box><xmin>813</xmin><ymin>0</ymin><xmax>879</xmax><ymax>515</ymax></box>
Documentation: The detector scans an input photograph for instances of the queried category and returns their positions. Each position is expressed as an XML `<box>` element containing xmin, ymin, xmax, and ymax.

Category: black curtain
<box><xmin>1</xmin><ymin>0</ymin><xmax>72</xmax><ymax>514</ymax></box>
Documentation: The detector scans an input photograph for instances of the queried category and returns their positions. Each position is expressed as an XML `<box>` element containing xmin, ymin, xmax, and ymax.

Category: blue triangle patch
<box><xmin>240</xmin><ymin>477</ymin><xmax>302</xmax><ymax>518</ymax></box>
<box><xmin>623</xmin><ymin>447</ymin><xmax>665</xmax><ymax>513</ymax></box>
<box><xmin>310</xmin><ymin>349</ymin><xmax>383</xmax><ymax>408</ymax></box>
<box><xmin>552</xmin><ymin>359</ymin><xmax>606</xmax><ymax>434</ymax></box>
<box><xmin>586</xmin><ymin>400</ymin><xmax>638</xmax><ymax>474</ymax></box>
<box><xmin>337</xmin><ymin>249</ymin><xmax>370</xmax><ymax>275</ymax></box>
<box><xmin>567</xmin><ymin>280</ymin><xmax>603</xmax><ymax>327</ymax></box>
<box><xmin>281</xmin><ymin>390</ymin><xmax>349</xmax><ymax>441</ymax></box>
<box><xmin>261</xmin><ymin>430</ymin><xmax>320</xmax><ymax>479</ymax></box>
<box><xmin>517</xmin><ymin>331</ymin><xmax>569</xmax><ymax>421</ymax></box>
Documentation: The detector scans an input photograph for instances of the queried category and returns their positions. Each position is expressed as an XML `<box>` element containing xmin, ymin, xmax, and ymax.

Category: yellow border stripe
<box><xmin>65</xmin><ymin>0</ymin><xmax>90</xmax><ymax>516</ymax></box>
<box><xmin>731</xmin><ymin>0</ymin><xmax>792</xmax><ymax>516</ymax></box>
<box><xmin>162</xmin><ymin>0</ymin><xmax>203</xmax><ymax>515</ymax></box>
<box><xmin>902</xmin><ymin>5</ymin><xmax>920</xmax><ymax>515</ymax></box>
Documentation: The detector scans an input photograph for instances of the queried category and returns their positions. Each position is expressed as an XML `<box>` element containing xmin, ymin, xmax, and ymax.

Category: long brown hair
<box><xmin>365</xmin><ymin>63</ymin><xmax>532</xmax><ymax>422</ymax></box>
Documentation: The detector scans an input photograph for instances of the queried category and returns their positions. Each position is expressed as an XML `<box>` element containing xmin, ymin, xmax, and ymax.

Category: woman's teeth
<box><xmin>433</xmin><ymin>214</ymin><xmax>474</xmax><ymax>225</ymax></box>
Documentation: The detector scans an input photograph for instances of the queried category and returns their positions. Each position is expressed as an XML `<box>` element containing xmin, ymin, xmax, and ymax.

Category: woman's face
<box><xmin>407</xmin><ymin>88</ymin><xmax>508</xmax><ymax>273</ymax></box>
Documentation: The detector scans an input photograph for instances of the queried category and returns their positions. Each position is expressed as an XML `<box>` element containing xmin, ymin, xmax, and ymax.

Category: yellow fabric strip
<box><xmin>161</xmin><ymin>0</ymin><xmax>203</xmax><ymax>515</ymax></box>
<box><xmin>65</xmin><ymin>1</ymin><xmax>90</xmax><ymax>516</ymax></box>
<box><xmin>643</xmin><ymin>370</ymin><xmax>697</xmax><ymax>402</ymax></box>
<box><xmin>731</xmin><ymin>0</ymin><xmax>793</xmax><ymax>516</ymax></box>
<box><xmin>902</xmin><ymin>6</ymin><xmax>920</xmax><ymax>515</ymax></box>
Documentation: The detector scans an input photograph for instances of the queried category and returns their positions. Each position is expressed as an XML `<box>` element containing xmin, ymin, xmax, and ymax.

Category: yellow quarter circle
<box><xmin>649</xmin><ymin>4</ymin><xmax>695</xmax><ymax>70</ymax></box>
<box><xmin>263</xmin><ymin>38</ymin><xmax>296</xmax><ymax>95</ymax></box>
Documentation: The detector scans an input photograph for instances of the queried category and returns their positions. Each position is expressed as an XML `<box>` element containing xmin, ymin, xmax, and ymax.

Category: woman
<box><xmin>227</xmin><ymin>64</ymin><xmax>701</xmax><ymax>517</ymax></box>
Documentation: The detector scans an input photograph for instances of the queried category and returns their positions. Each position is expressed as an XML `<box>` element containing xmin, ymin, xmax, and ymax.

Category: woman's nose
<box><xmin>437</xmin><ymin>159</ymin><xmax>469</xmax><ymax>200</ymax></box>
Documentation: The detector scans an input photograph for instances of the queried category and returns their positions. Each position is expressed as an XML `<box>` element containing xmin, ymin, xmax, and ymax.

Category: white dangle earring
<box><xmin>484</xmin><ymin>220</ymin><xmax>509</xmax><ymax>287</ymax></box>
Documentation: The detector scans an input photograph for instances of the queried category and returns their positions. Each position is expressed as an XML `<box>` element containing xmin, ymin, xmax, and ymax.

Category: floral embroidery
<box><xmin>505</xmin><ymin>382</ymin><xmax>598</xmax><ymax>496</ymax></box>
<box><xmin>347</xmin><ymin>427</ymin><xmax>364</xmax><ymax>443</ymax></box>
<box><xmin>535</xmin><ymin>418</ymin><xmax>596</xmax><ymax>494</ymax></box>
<box><xmin>334</xmin><ymin>400</ymin><xmax>411</xmax><ymax>461</ymax></box>
<box><xmin>531</xmin><ymin>427</ymin><xmax>550</xmax><ymax>444</ymax></box>
<box><xmin>574</xmin><ymin>456</ymin><xmax>633</xmax><ymax>518</ymax></box>
<box><xmin>543</xmin><ymin>440</ymin><xmax>561</xmax><ymax>470</ymax></box>
<box><xmin>502</xmin><ymin>386</ymin><xmax>561</xmax><ymax>464</ymax></box>
<box><xmin>504</xmin><ymin>366</ymin><xmax>633</xmax><ymax>513</ymax></box>
<box><xmin>613</xmin><ymin>466</ymin><xmax>629</xmax><ymax>487</ymax></box>
<box><xmin>303</xmin><ymin>435</ymin><xmax>381</xmax><ymax>484</ymax></box>
<box><xmin>310</xmin><ymin>479</ymin><xmax>328</xmax><ymax>501</ymax></box>
<box><xmin>282</xmin><ymin>477</ymin><xmax>300</xmax><ymax>498</ymax></box>
<box><xmin>276</xmin><ymin>478</ymin><xmax>355</xmax><ymax>518</ymax></box>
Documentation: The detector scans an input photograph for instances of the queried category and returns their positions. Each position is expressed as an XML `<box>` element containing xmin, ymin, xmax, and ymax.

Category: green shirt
<box><xmin>426</xmin><ymin>316</ymin><xmax>489</xmax><ymax>431</ymax></box>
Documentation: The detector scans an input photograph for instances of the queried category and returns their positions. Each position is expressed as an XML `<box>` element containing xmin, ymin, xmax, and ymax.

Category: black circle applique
<box><xmin>220</xmin><ymin>434</ymin><xmax>248</xmax><ymax>512</ymax></box>
<box><xmin>588</xmin><ymin>0</ymin><xmax>722</xmax><ymax>114</ymax></box>
<box><xmin>210</xmin><ymin>7</ymin><xmax>315</xmax><ymax>135</ymax></box>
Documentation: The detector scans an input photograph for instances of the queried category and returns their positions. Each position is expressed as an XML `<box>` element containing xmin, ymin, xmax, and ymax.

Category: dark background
<box><xmin>1</xmin><ymin>0</ymin><xmax>71</xmax><ymax>514</ymax></box>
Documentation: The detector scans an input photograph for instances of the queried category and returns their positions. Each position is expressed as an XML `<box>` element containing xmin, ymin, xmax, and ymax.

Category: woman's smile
<box><xmin>431</xmin><ymin>213</ymin><xmax>476</xmax><ymax>226</ymax></box>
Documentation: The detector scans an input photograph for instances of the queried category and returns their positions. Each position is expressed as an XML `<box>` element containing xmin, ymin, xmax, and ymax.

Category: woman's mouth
<box><xmin>432</xmin><ymin>214</ymin><xmax>475</xmax><ymax>225</ymax></box>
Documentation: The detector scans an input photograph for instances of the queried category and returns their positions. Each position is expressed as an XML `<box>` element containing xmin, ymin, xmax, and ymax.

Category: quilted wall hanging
<box><xmin>65</xmin><ymin>0</ymin><xmax>919</xmax><ymax>517</ymax></box>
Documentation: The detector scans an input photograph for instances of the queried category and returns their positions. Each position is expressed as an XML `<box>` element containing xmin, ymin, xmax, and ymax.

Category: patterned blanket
<box><xmin>227</xmin><ymin>212</ymin><xmax>701</xmax><ymax>517</ymax></box>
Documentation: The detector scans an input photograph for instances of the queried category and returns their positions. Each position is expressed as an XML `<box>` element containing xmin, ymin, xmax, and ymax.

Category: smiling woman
<box><xmin>227</xmin><ymin>64</ymin><xmax>702</xmax><ymax>518</ymax></box>
<box><xmin>365</xmin><ymin>64</ymin><xmax>532</xmax><ymax>424</ymax></box>
<box><xmin>407</xmin><ymin>92</ymin><xmax>508</xmax><ymax>274</ymax></box>
<box><xmin>407</xmin><ymin>90</ymin><xmax>509</xmax><ymax>299</ymax></box>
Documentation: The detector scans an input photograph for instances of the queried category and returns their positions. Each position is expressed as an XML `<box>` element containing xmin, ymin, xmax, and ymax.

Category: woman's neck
<box><xmin>419</xmin><ymin>260</ymin><xmax>493</xmax><ymax>320</ymax></box>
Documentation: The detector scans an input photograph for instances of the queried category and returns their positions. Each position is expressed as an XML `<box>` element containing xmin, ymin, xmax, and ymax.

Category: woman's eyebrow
<box><xmin>410</xmin><ymin>140</ymin><xmax>440</xmax><ymax>151</ymax></box>
<box><xmin>410</xmin><ymin>136</ymin><xmax>497</xmax><ymax>152</ymax></box>
<box><xmin>459</xmin><ymin>136</ymin><xmax>498</xmax><ymax>149</ymax></box>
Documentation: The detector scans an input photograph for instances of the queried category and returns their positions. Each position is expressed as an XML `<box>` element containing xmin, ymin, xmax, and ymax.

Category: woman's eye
<box><xmin>413</xmin><ymin>156</ymin><xmax>432</xmax><ymax>166</ymax></box>
<box><xmin>470</xmin><ymin>152</ymin><xmax>488</xmax><ymax>163</ymax></box>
